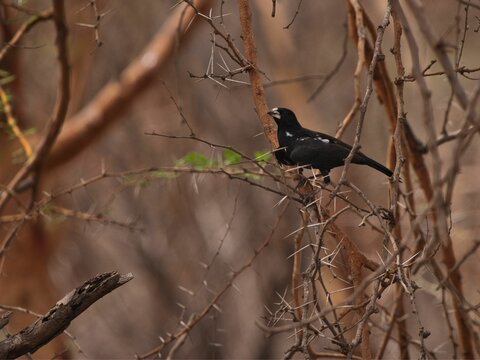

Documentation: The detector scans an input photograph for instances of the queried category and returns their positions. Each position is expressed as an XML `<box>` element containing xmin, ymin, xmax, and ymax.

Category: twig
<box><xmin>336</xmin><ymin>0</ymin><xmax>366</xmax><ymax>140</ymax></box>
<box><xmin>144</xmin><ymin>131</ymin><xmax>290</xmax><ymax>190</ymax></box>
<box><xmin>283</xmin><ymin>0</ymin><xmax>304</xmax><ymax>29</ymax></box>
<box><xmin>0</xmin><ymin>85</ymin><xmax>32</xmax><ymax>157</ymax></box>
<box><xmin>166</xmin><ymin>314</ymin><xmax>195</xmax><ymax>360</ymax></box>
<box><xmin>333</xmin><ymin>2</ymin><xmax>391</xmax><ymax>197</ymax></box>
<box><xmin>347</xmin><ymin>281</ymin><xmax>381</xmax><ymax>359</ymax></box>
<box><xmin>442</xmin><ymin>3</ymin><xmax>463</xmax><ymax>136</ymax></box>
<box><xmin>441</xmin><ymin>288</ymin><xmax>459</xmax><ymax>358</ymax></box>
<box><xmin>237</xmin><ymin>0</ymin><xmax>277</xmax><ymax>147</ymax></box>
<box><xmin>394</xmin><ymin>0</ymin><xmax>449</xmax><ymax>260</ymax></box>
<box><xmin>137</xmin><ymin>206</ymin><xmax>288</xmax><ymax>358</ymax></box>
<box><xmin>291</xmin><ymin>210</ymin><xmax>309</xmax><ymax>321</ymax></box>
<box><xmin>0</xmin><ymin>0</ymin><xmax>69</xmax><ymax>212</ymax></box>
<box><xmin>75</xmin><ymin>0</ymin><xmax>106</xmax><ymax>47</ymax></box>
<box><xmin>0</xmin><ymin>0</ymin><xmax>70</xmax><ymax>266</ymax></box>
<box><xmin>0</xmin><ymin>8</ymin><xmax>53</xmax><ymax>62</ymax></box>
<box><xmin>439</xmin><ymin>239</ymin><xmax>480</xmax><ymax>286</ymax></box>
<box><xmin>257</xmin><ymin>246</ymin><xmax>401</xmax><ymax>335</ymax></box>
<box><xmin>308</xmin><ymin>21</ymin><xmax>349</xmax><ymax>103</ymax></box>
<box><xmin>43</xmin><ymin>0</ymin><xmax>213</xmax><ymax>170</ymax></box>
<box><xmin>389</xmin><ymin>6</ymin><xmax>410</xmax><ymax>357</ymax></box>
<box><xmin>405</xmin><ymin>0</ymin><xmax>469</xmax><ymax>110</ymax></box>
<box><xmin>394</xmin><ymin>2</ymin><xmax>475</xmax><ymax>357</ymax></box>
<box><xmin>264</xmin><ymin>74</ymin><xmax>325</xmax><ymax>88</ymax></box>
<box><xmin>161</xmin><ymin>81</ymin><xmax>195</xmax><ymax>136</ymax></box>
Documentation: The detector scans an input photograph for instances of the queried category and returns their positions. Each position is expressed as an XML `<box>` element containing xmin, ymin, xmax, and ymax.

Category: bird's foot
<box><xmin>294</xmin><ymin>172</ymin><xmax>310</xmax><ymax>188</ymax></box>
<box><xmin>322</xmin><ymin>174</ymin><xmax>331</xmax><ymax>185</ymax></box>
<box><xmin>307</xmin><ymin>172</ymin><xmax>330</xmax><ymax>185</ymax></box>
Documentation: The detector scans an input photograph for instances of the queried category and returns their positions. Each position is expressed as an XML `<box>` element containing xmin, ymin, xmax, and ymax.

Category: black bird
<box><xmin>268</xmin><ymin>107</ymin><xmax>393</xmax><ymax>184</ymax></box>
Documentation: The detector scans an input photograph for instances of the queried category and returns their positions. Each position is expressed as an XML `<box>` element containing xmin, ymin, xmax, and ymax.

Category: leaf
<box><xmin>23</xmin><ymin>127</ymin><xmax>37</xmax><ymax>136</ymax></box>
<box><xmin>223</xmin><ymin>148</ymin><xmax>242</xmax><ymax>165</ymax></box>
<box><xmin>0</xmin><ymin>69</ymin><xmax>15</xmax><ymax>86</ymax></box>
<box><xmin>120</xmin><ymin>175</ymin><xmax>151</xmax><ymax>188</ymax></box>
<box><xmin>177</xmin><ymin>151</ymin><xmax>213</xmax><ymax>168</ymax></box>
<box><xmin>152</xmin><ymin>170</ymin><xmax>178</xmax><ymax>179</ymax></box>
<box><xmin>254</xmin><ymin>150</ymin><xmax>272</xmax><ymax>162</ymax></box>
<box><xmin>241</xmin><ymin>172</ymin><xmax>261</xmax><ymax>181</ymax></box>
<box><xmin>40</xmin><ymin>204</ymin><xmax>67</xmax><ymax>223</ymax></box>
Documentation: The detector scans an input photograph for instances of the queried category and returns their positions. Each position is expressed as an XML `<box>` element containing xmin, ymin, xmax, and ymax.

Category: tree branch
<box><xmin>0</xmin><ymin>0</ymin><xmax>70</xmax><ymax>213</ymax></box>
<box><xmin>44</xmin><ymin>0</ymin><xmax>213</xmax><ymax>170</ymax></box>
<box><xmin>237</xmin><ymin>0</ymin><xmax>277</xmax><ymax>148</ymax></box>
<box><xmin>0</xmin><ymin>271</ymin><xmax>133</xmax><ymax>359</ymax></box>
<box><xmin>0</xmin><ymin>8</ymin><xmax>53</xmax><ymax>62</ymax></box>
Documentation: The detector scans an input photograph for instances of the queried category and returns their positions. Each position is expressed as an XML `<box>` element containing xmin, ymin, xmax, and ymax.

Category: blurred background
<box><xmin>1</xmin><ymin>0</ymin><xmax>479</xmax><ymax>358</ymax></box>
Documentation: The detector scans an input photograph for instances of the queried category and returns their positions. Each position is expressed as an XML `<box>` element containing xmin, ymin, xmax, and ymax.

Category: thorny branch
<box><xmin>42</xmin><ymin>0</ymin><xmax>213</xmax><ymax>170</ymax></box>
<box><xmin>0</xmin><ymin>6</ymin><xmax>53</xmax><ymax>62</ymax></box>
<box><xmin>137</xmin><ymin>206</ymin><xmax>289</xmax><ymax>359</ymax></box>
<box><xmin>0</xmin><ymin>0</ymin><xmax>70</xmax><ymax>269</ymax></box>
<box><xmin>2</xmin><ymin>1</ymin><xmax>480</xmax><ymax>358</ymax></box>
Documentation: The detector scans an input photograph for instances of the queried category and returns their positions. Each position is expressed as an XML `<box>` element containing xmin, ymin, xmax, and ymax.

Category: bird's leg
<box><xmin>294</xmin><ymin>167</ymin><xmax>310</xmax><ymax>188</ymax></box>
<box><xmin>321</xmin><ymin>170</ymin><xmax>331</xmax><ymax>184</ymax></box>
<box><xmin>305</xmin><ymin>169</ymin><xmax>330</xmax><ymax>185</ymax></box>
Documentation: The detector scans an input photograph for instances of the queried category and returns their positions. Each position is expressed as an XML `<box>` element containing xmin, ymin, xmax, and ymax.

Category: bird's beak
<box><xmin>267</xmin><ymin>108</ymin><xmax>280</xmax><ymax>120</ymax></box>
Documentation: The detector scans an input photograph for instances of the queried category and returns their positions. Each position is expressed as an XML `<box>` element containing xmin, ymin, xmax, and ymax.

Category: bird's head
<box><xmin>267</xmin><ymin>107</ymin><xmax>301</xmax><ymax>129</ymax></box>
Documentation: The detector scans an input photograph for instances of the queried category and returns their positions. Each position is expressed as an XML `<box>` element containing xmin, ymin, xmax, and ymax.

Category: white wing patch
<box><xmin>296</xmin><ymin>135</ymin><xmax>330</xmax><ymax>142</ymax></box>
<box><xmin>285</xmin><ymin>131</ymin><xmax>293</xmax><ymax>137</ymax></box>
<box><xmin>315</xmin><ymin>136</ymin><xmax>329</xmax><ymax>143</ymax></box>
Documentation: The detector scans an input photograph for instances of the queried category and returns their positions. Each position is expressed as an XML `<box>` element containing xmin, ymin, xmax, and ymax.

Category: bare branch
<box><xmin>0</xmin><ymin>8</ymin><xmax>53</xmax><ymax>62</ymax></box>
<box><xmin>0</xmin><ymin>0</ymin><xmax>69</xmax><ymax>213</ymax></box>
<box><xmin>405</xmin><ymin>0</ymin><xmax>469</xmax><ymax>110</ymax></box>
<box><xmin>43</xmin><ymin>0</ymin><xmax>213</xmax><ymax>170</ymax></box>
<box><xmin>0</xmin><ymin>272</ymin><xmax>133</xmax><ymax>359</ymax></box>
<box><xmin>237</xmin><ymin>0</ymin><xmax>277</xmax><ymax>147</ymax></box>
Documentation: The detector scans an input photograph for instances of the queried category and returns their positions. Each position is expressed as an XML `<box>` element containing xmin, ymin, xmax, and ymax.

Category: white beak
<box><xmin>267</xmin><ymin>108</ymin><xmax>280</xmax><ymax>120</ymax></box>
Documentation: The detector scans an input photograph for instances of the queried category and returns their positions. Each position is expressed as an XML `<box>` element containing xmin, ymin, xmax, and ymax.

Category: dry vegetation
<box><xmin>1</xmin><ymin>0</ymin><xmax>480</xmax><ymax>359</ymax></box>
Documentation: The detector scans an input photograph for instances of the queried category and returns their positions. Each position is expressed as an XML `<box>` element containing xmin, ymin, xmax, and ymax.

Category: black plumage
<box><xmin>268</xmin><ymin>107</ymin><xmax>393</xmax><ymax>184</ymax></box>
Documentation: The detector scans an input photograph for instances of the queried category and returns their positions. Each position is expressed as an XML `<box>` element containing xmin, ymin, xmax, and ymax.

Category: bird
<box><xmin>267</xmin><ymin>107</ymin><xmax>393</xmax><ymax>184</ymax></box>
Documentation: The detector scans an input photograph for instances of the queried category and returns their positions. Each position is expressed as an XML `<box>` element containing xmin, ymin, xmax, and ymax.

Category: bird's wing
<box><xmin>293</xmin><ymin>131</ymin><xmax>393</xmax><ymax>176</ymax></box>
<box><xmin>301</xmin><ymin>130</ymin><xmax>381</xmax><ymax>163</ymax></box>
<box><xmin>289</xmin><ymin>140</ymin><xmax>324</xmax><ymax>165</ymax></box>
<box><xmin>289</xmin><ymin>137</ymin><xmax>348</xmax><ymax>170</ymax></box>
<box><xmin>302</xmin><ymin>129</ymin><xmax>353</xmax><ymax>151</ymax></box>
<box><xmin>274</xmin><ymin>146</ymin><xmax>295</xmax><ymax>165</ymax></box>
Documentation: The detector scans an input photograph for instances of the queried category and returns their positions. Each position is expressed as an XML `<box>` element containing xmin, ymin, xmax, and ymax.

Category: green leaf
<box><xmin>23</xmin><ymin>127</ymin><xmax>37</xmax><ymax>136</ymax></box>
<box><xmin>0</xmin><ymin>69</ymin><xmax>15</xmax><ymax>86</ymax></box>
<box><xmin>11</xmin><ymin>148</ymin><xmax>27</xmax><ymax>164</ymax></box>
<box><xmin>177</xmin><ymin>151</ymin><xmax>213</xmax><ymax>168</ymax></box>
<box><xmin>41</xmin><ymin>205</ymin><xmax>66</xmax><ymax>223</ymax></box>
<box><xmin>152</xmin><ymin>170</ymin><xmax>178</xmax><ymax>179</ymax></box>
<box><xmin>223</xmin><ymin>148</ymin><xmax>242</xmax><ymax>165</ymax></box>
<box><xmin>254</xmin><ymin>150</ymin><xmax>272</xmax><ymax>162</ymax></box>
<box><xmin>120</xmin><ymin>175</ymin><xmax>151</xmax><ymax>188</ymax></box>
<box><xmin>241</xmin><ymin>172</ymin><xmax>261</xmax><ymax>181</ymax></box>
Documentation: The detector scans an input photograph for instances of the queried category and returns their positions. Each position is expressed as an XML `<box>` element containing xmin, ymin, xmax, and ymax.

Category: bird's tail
<box><xmin>357</xmin><ymin>155</ymin><xmax>393</xmax><ymax>177</ymax></box>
